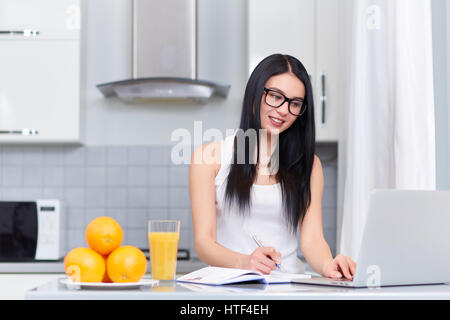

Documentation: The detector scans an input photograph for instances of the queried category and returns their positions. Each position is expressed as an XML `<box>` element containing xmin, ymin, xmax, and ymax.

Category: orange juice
<box><xmin>148</xmin><ymin>232</ymin><xmax>179</xmax><ymax>280</ymax></box>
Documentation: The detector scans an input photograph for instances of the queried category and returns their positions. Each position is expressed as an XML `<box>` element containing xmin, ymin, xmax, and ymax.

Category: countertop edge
<box><xmin>23</xmin><ymin>279</ymin><xmax>450</xmax><ymax>300</ymax></box>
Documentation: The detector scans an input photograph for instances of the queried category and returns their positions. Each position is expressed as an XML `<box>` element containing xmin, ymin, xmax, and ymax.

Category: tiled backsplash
<box><xmin>0</xmin><ymin>143</ymin><xmax>337</xmax><ymax>258</ymax></box>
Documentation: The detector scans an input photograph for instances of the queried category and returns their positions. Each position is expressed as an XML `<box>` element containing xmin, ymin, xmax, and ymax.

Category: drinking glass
<box><xmin>148</xmin><ymin>220</ymin><xmax>180</xmax><ymax>280</ymax></box>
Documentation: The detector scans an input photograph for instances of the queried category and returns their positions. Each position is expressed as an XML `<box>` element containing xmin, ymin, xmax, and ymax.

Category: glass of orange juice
<box><xmin>148</xmin><ymin>220</ymin><xmax>180</xmax><ymax>280</ymax></box>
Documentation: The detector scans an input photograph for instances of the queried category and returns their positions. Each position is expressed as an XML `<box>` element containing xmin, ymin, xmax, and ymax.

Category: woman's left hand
<box><xmin>322</xmin><ymin>254</ymin><xmax>357</xmax><ymax>280</ymax></box>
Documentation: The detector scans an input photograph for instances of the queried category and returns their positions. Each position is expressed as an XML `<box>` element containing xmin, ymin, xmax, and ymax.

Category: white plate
<box><xmin>59</xmin><ymin>277</ymin><xmax>159</xmax><ymax>290</ymax></box>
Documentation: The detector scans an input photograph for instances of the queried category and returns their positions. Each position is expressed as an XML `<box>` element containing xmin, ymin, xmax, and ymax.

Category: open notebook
<box><xmin>176</xmin><ymin>266</ymin><xmax>311</xmax><ymax>285</ymax></box>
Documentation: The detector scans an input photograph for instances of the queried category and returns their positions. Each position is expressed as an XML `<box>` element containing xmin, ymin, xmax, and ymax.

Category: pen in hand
<box><xmin>251</xmin><ymin>234</ymin><xmax>283</xmax><ymax>272</ymax></box>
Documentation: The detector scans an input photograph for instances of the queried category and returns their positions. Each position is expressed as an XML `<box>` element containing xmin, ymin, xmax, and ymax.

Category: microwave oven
<box><xmin>0</xmin><ymin>200</ymin><xmax>65</xmax><ymax>261</ymax></box>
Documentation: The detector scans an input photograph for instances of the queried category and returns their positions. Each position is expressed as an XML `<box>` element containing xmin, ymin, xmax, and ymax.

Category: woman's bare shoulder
<box><xmin>310</xmin><ymin>154</ymin><xmax>324</xmax><ymax>187</ymax></box>
<box><xmin>191</xmin><ymin>141</ymin><xmax>222</xmax><ymax>176</ymax></box>
<box><xmin>313</xmin><ymin>154</ymin><xmax>322</xmax><ymax>169</ymax></box>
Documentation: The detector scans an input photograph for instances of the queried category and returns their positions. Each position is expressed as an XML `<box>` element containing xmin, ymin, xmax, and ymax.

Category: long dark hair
<box><xmin>224</xmin><ymin>54</ymin><xmax>315</xmax><ymax>234</ymax></box>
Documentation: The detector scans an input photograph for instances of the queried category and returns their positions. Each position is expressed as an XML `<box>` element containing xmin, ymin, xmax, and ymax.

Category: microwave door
<box><xmin>0</xmin><ymin>202</ymin><xmax>38</xmax><ymax>261</ymax></box>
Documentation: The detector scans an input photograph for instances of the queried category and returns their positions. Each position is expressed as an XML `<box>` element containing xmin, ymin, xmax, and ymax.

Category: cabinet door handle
<box><xmin>320</xmin><ymin>72</ymin><xmax>327</xmax><ymax>125</ymax></box>
<box><xmin>0</xmin><ymin>30</ymin><xmax>40</xmax><ymax>37</ymax></box>
<box><xmin>0</xmin><ymin>129</ymin><xmax>39</xmax><ymax>135</ymax></box>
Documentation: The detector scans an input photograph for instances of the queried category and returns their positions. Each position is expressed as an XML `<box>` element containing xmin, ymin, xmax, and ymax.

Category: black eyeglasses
<box><xmin>263</xmin><ymin>87</ymin><xmax>307</xmax><ymax>116</ymax></box>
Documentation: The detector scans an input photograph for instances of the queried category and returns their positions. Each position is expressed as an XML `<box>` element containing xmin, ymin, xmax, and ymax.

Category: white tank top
<box><xmin>214</xmin><ymin>131</ymin><xmax>306</xmax><ymax>274</ymax></box>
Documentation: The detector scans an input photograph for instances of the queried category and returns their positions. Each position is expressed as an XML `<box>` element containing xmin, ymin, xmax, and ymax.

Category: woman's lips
<box><xmin>269</xmin><ymin>116</ymin><xmax>285</xmax><ymax>128</ymax></box>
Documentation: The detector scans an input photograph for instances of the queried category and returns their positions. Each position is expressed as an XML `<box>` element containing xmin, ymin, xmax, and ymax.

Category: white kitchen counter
<box><xmin>24</xmin><ymin>277</ymin><xmax>450</xmax><ymax>300</ymax></box>
<box><xmin>0</xmin><ymin>274</ymin><xmax>62</xmax><ymax>300</ymax></box>
<box><xmin>4</xmin><ymin>271</ymin><xmax>450</xmax><ymax>300</ymax></box>
<box><xmin>0</xmin><ymin>259</ymin><xmax>208</xmax><ymax>300</ymax></box>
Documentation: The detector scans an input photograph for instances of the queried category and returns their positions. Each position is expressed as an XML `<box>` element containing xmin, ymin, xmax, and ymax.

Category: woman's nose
<box><xmin>276</xmin><ymin>101</ymin><xmax>290</xmax><ymax>115</ymax></box>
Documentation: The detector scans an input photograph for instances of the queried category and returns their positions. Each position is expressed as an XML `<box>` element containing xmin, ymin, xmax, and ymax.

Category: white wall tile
<box><xmin>127</xmin><ymin>146</ymin><xmax>148</xmax><ymax>166</ymax></box>
<box><xmin>85</xmin><ymin>187</ymin><xmax>107</xmax><ymax>207</ymax></box>
<box><xmin>107</xmin><ymin>166</ymin><xmax>128</xmax><ymax>186</ymax></box>
<box><xmin>65</xmin><ymin>167</ymin><xmax>86</xmax><ymax>187</ymax></box>
<box><xmin>43</xmin><ymin>167</ymin><xmax>64</xmax><ymax>187</ymax></box>
<box><xmin>127</xmin><ymin>208</ymin><xmax>147</xmax><ymax>228</ymax></box>
<box><xmin>148</xmin><ymin>146</ymin><xmax>171</xmax><ymax>165</ymax></box>
<box><xmin>2</xmin><ymin>146</ymin><xmax>23</xmax><ymax>166</ymax></box>
<box><xmin>2</xmin><ymin>167</ymin><xmax>23</xmax><ymax>186</ymax></box>
<box><xmin>127</xmin><ymin>187</ymin><xmax>148</xmax><ymax>207</ymax></box>
<box><xmin>107</xmin><ymin>146</ymin><xmax>128</xmax><ymax>166</ymax></box>
<box><xmin>23</xmin><ymin>146</ymin><xmax>44</xmax><ymax>166</ymax></box>
<box><xmin>23</xmin><ymin>167</ymin><xmax>45</xmax><ymax>187</ymax></box>
<box><xmin>148</xmin><ymin>187</ymin><xmax>169</xmax><ymax>207</ymax></box>
<box><xmin>149</xmin><ymin>166</ymin><xmax>169</xmax><ymax>186</ymax></box>
<box><xmin>64</xmin><ymin>188</ymin><xmax>85</xmax><ymax>208</ymax></box>
<box><xmin>169</xmin><ymin>165</ymin><xmax>189</xmax><ymax>186</ymax></box>
<box><xmin>126</xmin><ymin>228</ymin><xmax>147</xmax><ymax>249</ymax></box>
<box><xmin>169</xmin><ymin>187</ymin><xmax>190</xmax><ymax>207</ymax></box>
<box><xmin>44</xmin><ymin>146</ymin><xmax>65</xmax><ymax>166</ymax></box>
<box><xmin>86</xmin><ymin>167</ymin><xmax>107</xmax><ymax>186</ymax></box>
<box><xmin>86</xmin><ymin>147</ymin><xmax>107</xmax><ymax>166</ymax></box>
<box><xmin>127</xmin><ymin>166</ymin><xmax>148</xmax><ymax>186</ymax></box>
<box><xmin>106</xmin><ymin>188</ymin><xmax>127</xmax><ymax>207</ymax></box>
<box><xmin>64</xmin><ymin>147</ymin><xmax>86</xmax><ymax>166</ymax></box>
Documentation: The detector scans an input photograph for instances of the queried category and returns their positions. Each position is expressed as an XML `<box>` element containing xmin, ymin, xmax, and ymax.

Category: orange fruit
<box><xmin>106</xmin><ymin>246</ymin><xmax>148</xmax><ymax>283</ymax></box>
<box><xmin>85</xmin><ymin>216</ymin><xmax>124</xmax><ymax>255</ymax></box>
<box><xmin>64</xmin><ymin>247</ymin><xmax>105</xmax><ymax>282</ymax></box>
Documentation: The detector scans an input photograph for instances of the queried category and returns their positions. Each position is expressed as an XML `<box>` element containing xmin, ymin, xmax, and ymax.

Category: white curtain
<box><xmin>337</xmin><ymin>0</ymin><xmax>436</xmax><ymax>261</ymax></box>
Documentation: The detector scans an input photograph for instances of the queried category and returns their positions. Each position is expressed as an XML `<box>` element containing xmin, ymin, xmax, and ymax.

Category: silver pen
<box><xmin>251</xmin><ymin>234</ymin><xmax>283</xmax><ymax>271</ymax></box>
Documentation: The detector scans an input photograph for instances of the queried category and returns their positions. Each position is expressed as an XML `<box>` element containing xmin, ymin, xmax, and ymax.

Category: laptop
<box><xmin>293</xmin><ymin>189</ymin><xmax>450</xmax><ymax>288</ymax></box>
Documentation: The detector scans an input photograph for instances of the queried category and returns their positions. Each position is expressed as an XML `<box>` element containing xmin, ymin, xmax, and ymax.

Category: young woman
<box><xmin>189</xmin><ymin>54</ymin><xmax>356</xmax><ymax>280</ymax></box>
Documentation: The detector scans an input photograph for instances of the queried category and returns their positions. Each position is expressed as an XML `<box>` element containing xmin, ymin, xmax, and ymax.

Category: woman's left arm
<box><xmin>299</xmin><ymin>155</ymin><xmax>356</xmax><ymax>280</ymax></box>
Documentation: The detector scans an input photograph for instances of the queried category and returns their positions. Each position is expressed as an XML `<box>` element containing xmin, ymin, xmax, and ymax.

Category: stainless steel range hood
<box><xmin>96</xmin><ymin>0</ymin><xmax>230</xmax><ymax>103</ymax></box>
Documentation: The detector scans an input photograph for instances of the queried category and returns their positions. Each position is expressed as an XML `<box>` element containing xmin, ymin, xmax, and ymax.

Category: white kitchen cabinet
<box><xmin>248</xmin><ymin>0</ymin><xmax>340</xmax><ymax>142</ymax></box>
<box><xmin>0</xmin><ymin>0</ymin><xmax>80</xmax><ymax>39</ymax></box>
<box><xmin>0</xmin><ymin>0</ymin><xmax>81</xmax><ymax>143</ymax></box>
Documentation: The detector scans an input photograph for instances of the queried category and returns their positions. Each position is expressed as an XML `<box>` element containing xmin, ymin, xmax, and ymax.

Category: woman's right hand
<box><xmin>241</xmin><ymin>247</ymin><xmax>282</xmax><ymax>274</ymax></box>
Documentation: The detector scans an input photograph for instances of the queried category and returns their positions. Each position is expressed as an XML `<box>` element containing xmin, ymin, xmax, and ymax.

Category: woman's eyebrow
<box><xmin>267</xmin><ymin>87</ymin><xmax>304</xmax><ymax>100</ymax></box>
